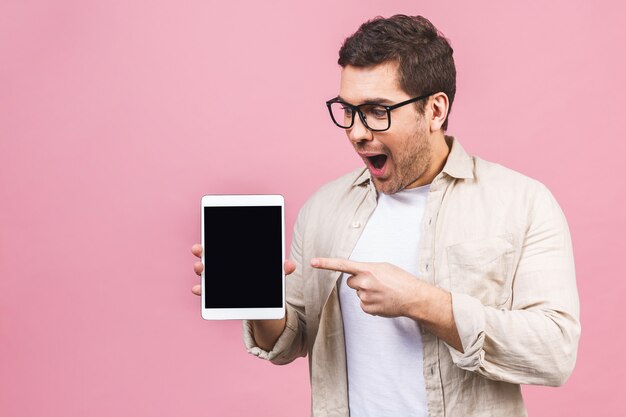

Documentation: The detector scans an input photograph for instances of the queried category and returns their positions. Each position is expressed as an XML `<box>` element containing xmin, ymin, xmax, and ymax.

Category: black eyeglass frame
<box><xmin>325</xmin><ymin>92</ymin><xmax>435</xmax><ymax>132</ymax></box>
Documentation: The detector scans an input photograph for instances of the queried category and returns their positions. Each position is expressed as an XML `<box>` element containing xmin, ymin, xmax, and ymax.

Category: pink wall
<box><xmin>1</xmin><ymin>1</ymin><xmax>624</xmax><ymax>416</ymax></box>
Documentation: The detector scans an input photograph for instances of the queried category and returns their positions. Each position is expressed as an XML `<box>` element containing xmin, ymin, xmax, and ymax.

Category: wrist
<box><xmin>251</xmin><ymin>315</ymin><xmax>287</xmax><ymax>352</ymax></box>
<box><xmin>405</xmin><ymin>282</ymin><xmax>449</xmax><ymax>324</ymax></box>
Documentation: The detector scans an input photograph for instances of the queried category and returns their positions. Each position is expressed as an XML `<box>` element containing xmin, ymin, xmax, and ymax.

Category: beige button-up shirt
<box><xmin>243</xmin><ymin>137</ymin><xmax>580</xmax><ymax>417</ymax></box>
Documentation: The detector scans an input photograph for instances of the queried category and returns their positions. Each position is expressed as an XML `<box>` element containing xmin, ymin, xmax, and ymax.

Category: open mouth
<box><xmin>362</xmin><ymin>153</ymin><xmax>388</xmax><ymax>177</ymax></box>
<box><xmin>367</xmin><ymin>154</ymin><xmax>388</xmax><ymax>170</ymax></box>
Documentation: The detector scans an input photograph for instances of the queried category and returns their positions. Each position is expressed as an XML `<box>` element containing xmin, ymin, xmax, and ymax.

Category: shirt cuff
<box><xmin>447</xmin><ymin>292</ymin><xmax>486</xmax><ymax>371</ymax></box>
<box><xmin>242</xmin><ymin>304</ymin><xmax>300</xmax><ymax>362</ymax></box>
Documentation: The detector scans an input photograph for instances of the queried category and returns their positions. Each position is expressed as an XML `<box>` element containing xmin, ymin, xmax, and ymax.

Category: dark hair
<box><xmin>338</xmin><ymin>15</ymin><xmax>456</xmax><ymax>131</ymax></box>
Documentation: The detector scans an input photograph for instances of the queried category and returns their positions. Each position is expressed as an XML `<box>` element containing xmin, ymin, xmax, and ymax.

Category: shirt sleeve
<box><xmin>242</xmin><ymin>204</ymin><xmax>308</xmax><ymax>365</ymax></box>
<box><xmin>446</xmin><ymin>183</ymin><xmax>581</xmax><ymax>386</ymax></box>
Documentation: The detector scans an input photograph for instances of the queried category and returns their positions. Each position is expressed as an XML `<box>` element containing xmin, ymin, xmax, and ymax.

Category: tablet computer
<box><xmin>201</xmin><ymin>194</ymin><xmax>285</xmax><ymax>320</ymax></box>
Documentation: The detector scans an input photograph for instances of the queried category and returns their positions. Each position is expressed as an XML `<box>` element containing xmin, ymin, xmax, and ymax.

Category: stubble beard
<box><xmin>375</xmin><ymin>129</ymin><xmax>432</xmax><ymax>195</ymax></box>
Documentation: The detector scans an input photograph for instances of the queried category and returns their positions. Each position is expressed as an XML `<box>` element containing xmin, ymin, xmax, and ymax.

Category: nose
<box><xmin>346</xmin><ymin>113</ymin><xmax>373</xmax><ymax>144</ymax></box>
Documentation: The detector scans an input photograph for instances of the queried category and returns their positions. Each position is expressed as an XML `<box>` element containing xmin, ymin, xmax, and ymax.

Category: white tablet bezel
<box><xmin>201</xmin><ymin>194</ymin><xmax>285</xmax><ymax>320</ymax></box>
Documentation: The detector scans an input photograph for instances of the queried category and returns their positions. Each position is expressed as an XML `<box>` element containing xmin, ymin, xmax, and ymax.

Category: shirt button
<box><xmin>428</xmin><ymin>218</ymin><xmax>432</xmax><ymax>226</ymax></box>
<box><xmin>351</xmin><ymin>221</ymin><xmax>361</xmax><ymax>228</ymax></box>
<box><xmin>425</xmin><ymin>263</ymin><xmax>429</xmax><ymax>271</ymax></box>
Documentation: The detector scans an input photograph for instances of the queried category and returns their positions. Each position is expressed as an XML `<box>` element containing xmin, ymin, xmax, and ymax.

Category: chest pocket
<box><xmin>446</xmin><ymin>234</ymin><xmax>516</xmax><ymax>307</ymax></box>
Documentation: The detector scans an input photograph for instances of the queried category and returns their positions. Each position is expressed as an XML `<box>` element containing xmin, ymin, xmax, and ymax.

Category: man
<box><xmin>191</xmin><ymin>15</ymin><xmax>580</xmax><ymax>417</ymax></box>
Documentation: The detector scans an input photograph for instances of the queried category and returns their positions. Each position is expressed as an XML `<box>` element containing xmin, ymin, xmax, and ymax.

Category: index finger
<box><xmin>310</xmin><ymin>258</ymin><xmax>367</xmax><ymax>275</ymax></box>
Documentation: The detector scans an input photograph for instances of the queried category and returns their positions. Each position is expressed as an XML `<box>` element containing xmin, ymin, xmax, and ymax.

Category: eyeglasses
<box><xmin>325</xmin><ymin>93</ymin><xmax>434</xmax><ymax>132</ymax></box>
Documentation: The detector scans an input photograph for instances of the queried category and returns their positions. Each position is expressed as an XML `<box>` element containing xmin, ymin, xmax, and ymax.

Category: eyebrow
<box><xmin>336</xmin><ymin>96</ymin><xmax>396</xmax><ymax>105</ymax></box>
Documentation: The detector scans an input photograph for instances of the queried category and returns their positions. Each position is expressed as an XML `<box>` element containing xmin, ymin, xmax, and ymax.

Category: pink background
<box><xmin>1</xmin><ymin>0</ymin><xmax>624</xmax><ymax>416</ymax></box>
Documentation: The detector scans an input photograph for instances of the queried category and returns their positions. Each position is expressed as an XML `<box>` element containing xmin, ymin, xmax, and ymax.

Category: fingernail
<box><xmin>310</xmin><ymin>259</ymin><xmax>319</xmax><ymax>267</ymax></box>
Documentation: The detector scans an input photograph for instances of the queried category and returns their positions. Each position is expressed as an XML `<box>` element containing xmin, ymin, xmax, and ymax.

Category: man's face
<box><xmin>338</xmin><ymin>62</ymin><xmax>432</xmax><ymax>195</ymax></box>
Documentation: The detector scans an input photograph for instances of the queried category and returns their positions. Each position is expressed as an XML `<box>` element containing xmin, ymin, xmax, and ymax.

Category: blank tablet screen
<box><xmin>203</xmin><ymin>205</ymin><xmax>282</xmax><ymax>309</ymax></box>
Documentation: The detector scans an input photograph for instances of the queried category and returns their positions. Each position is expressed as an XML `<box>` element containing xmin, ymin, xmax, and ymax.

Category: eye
<box><xmin>364</xmin><ymin>105</ymin><xmax>387</xmax><ymax>119</ymax></box>
<box><xmin>341</xmin><ymin>106</ymin><xmax>354</xmax><ymax>116</ymax></box>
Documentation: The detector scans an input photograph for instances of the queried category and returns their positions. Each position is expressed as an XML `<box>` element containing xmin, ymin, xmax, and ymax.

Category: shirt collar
<box><xmin>441</xmin><ymin>135</ymin><xmax>474</xmax><ymax>180</ymax></box>
<box><xmin>352</xmin><ymin>167</ymin><xmax>371</xmax><ymax>187</ymax></box>
<box><xmin>351</xmin><ymin>135</ymin><xmax>474</xmax><ymax>188</ymax></box>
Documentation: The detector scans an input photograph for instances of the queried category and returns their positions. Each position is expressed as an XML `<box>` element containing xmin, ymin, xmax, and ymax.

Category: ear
<box><xmin>428</xmin><ymin>92</ymin><xmax>449</xmax><ymax>132</ymax></box>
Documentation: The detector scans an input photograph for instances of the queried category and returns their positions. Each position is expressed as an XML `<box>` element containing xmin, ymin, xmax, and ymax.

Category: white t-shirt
<box><xmin>339</xmin><ymin>183</ymin><xmax>430</xmax><ymax>417</ymax></box>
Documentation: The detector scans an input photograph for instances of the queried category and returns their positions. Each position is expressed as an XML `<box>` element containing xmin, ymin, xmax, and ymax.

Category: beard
<box><xmin>373</xmin><ymin>128</ymin><xmax>432</xmax><ymax>195</ymax></box>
